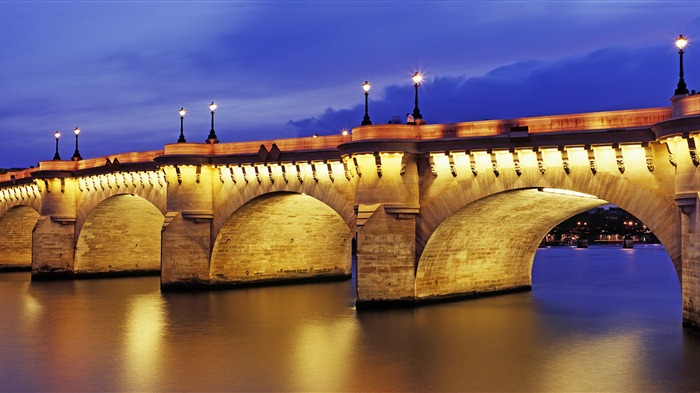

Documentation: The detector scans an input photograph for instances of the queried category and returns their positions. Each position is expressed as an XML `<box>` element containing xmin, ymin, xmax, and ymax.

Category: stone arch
<box><xmin>418</xmin><ymin>169</ymin><xmax>680</xmax><ymax>275</ymax></box>
<box><xmin>75</xmin><ymin>194</ymin><xmax>164</xmax><ymax>274</ymax></box>
<box><xmin>75</xmin><ymin>179</ymin><xmax>167</xmax><ymax>236</ymax></box>
<box><xmin>210</xmin><ymin>192</ymin><xmax>353</xmax><ymax>285</ymax></box>
<box><xmin>213</xmin><ymin>179</ymin><xmax>355</xmax><ymax>246</ymax></box>
<box><xmin>416</xmin><ymin>188</ymin><xmax>609</xmax><ymax>298</ymax></box>
<box><xmin>0</xmin><ymin>191</ymin><xmax>41</xmax><ymax>218</ymax></box>
<box><xmin>0</xmin><ymin>205</ymin><xmax>41</xmax><ymax>269</ymax></box>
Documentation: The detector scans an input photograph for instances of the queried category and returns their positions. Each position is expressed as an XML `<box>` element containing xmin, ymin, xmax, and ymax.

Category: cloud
<box><xmin>286</xmin><ymin>44</ymin><xmax>681</xmax><ymax>135</ymax></box>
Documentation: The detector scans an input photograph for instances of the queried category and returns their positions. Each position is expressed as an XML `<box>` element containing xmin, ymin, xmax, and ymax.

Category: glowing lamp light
<box><xmin>675</xmin><ymin>34</ymin><xmax>689</xmax><ymax>95</ymax></box>
<box><xmin>71</xmin><ymin>127</ymin><xmax>82</xmax><ymax>161</ymax></box>
<box><xmin>178</xmin><ymin>107</ymin><xmax>187</xmax><ymax>143</ymax></box>
<box><xmin>206</xmin><ymin>101</ymin><xmax>219</xmax><ymax>144</ymax></box>
<box><xmin>53</xmin><ymin>131</ymin><xmax>61</xmax><ymax>160</ymax></box>
<box><xmin>411</xmin><ymin>72</ymin><xmax>424</xmax><ymax>121</ymax></box>
<box><xmin>362</xmin><ymin>81</ymin><xmax>371</xmax><ymax>93</ymax></box>
<box><xmin>412</xmin><ymin>72</ymin><xmax>423</xmax><ymax>85</ymax></box>
<box><xmin>676</xmin><ymin>34</ymin><xmax>688</xmax><ymax>50</ymax></box>
<box><xmin>361</xmin><ymin>80</ymin><xmax>372</xmax><ymax>126</ymax></box>
<box><xmin>342</xmin><ymin>129</ymin><xmax>349</xmax><ymax>136</ymax></box>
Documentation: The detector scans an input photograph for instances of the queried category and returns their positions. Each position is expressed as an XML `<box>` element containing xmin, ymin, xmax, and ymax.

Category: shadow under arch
<box><xmin>0</xmin><ymin>205</ymin><xmax>41</xmax><ymax>270</ymax></box>
<box><xmin>75</xmin><ymin>194</ymin><xmax>164</xmax><ymax>275</ymax></box>
<box><xmin>415</xmin><ymin>187</ymin><xmax>677</xmax><ymax>300</ymax></box>
<box><xmin>210</xmin><ymin>191</ymin><xmax>352</xmax><ymax>286</ymax></box>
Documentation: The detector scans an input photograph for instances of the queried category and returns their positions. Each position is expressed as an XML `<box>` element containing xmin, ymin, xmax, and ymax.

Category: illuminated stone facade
<box><xmin>2</xmin><ymin>95</ymin><xmax>700</xmax><ymax>331</ymax></box>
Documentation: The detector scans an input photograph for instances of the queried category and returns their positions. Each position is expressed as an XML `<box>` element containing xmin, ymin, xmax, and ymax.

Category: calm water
<box><xmin>1</xmin><ymin>245</ymin><xmax>699</xmax><ymax>392</ymax></box>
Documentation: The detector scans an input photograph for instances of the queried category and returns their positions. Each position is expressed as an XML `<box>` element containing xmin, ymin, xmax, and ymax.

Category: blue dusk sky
<box><xmin>1</xmin><ymin>1</ymin><xmax>699</xmax><ymax>168</ymax></box>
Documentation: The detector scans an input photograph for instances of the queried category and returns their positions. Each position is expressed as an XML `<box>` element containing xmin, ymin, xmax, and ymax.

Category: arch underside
<box><xmin>75</xmin><ymin>194</ymin><xmax>163</xmax><ymax>274</ymax></box>
<box><xmin>416</xmin><ymin>189</ymin><xmax>608</xmax><ymax>299</ymax></box>
<box><xmin>0</xmin><ymin>205</ymin><xmax>40</xmax><ymax>269</ymax></box>
<box><xmin>210</xmin><ymin>192</ymin><xmax>352</xmax><ymax>285</ymax></box>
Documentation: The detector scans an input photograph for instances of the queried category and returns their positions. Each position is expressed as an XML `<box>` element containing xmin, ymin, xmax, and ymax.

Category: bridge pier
<box><xmin>356</xmin><ymin>204</ymin><xmax>418</xmax><ymax>306</ymax></box>
<box><xmin>678</xmin><ymin>194</ymin><xmax>700</xmax><ymax>331</ymax></box>
<box><xmin>346</xmin><ymin>142</ymin><xmax>422</xmax><ymax>306</ymax></box>
<box><xmin>32</xmin><ymin>176</ymin><xmax>77</xmax><ymax>278</ymax></box>
<box><xmin>160</xmin><ymin>163</ymin><xmax>214</xmax><ymax>289</ymax></box>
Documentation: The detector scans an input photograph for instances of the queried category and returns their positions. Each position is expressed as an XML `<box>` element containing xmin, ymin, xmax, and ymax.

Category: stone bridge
<box><xmin>3</xmin><ymin>94</ymin><xmax>700</xmax><ymax>331</ymax></box>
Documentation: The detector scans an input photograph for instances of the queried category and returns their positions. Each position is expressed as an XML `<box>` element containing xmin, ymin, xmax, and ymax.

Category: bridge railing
<box><xmin>352</xmin><ymin>107</ymin><xmax>671</xmax><ymax>141</ymax></box>
<box><xmin>0</xmin><ymin>149</ymin><xmax>165</xmax><ymax>184</ymax></box>
<box><xmin>162</xmin><ymin>135</ymin><xmax>348</xmax><ymax>156</ymax></box>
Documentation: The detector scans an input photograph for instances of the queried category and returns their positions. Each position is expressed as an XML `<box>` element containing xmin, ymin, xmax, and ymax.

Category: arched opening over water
<box><xmin>75</xmin><ymin>194</ymin><xmax>164</xmax><ymax>275</ymax></box>
<box><xmin>0</xmin><ymin>205</ymin><xmax>40</xmax><ymax>269</ymax></box>
<box><xmin>210</xmin><ymin>192</ymin><xmax>352</xmax><ymax>285</ymax></box>
<box><xmin>415</xmin><ymin>187</ymin><xmax>680</xmax><ymax>300</ymax></box>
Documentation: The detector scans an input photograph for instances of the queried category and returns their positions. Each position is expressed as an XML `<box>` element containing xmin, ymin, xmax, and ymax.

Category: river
<box><xmin>1</xmin><ymin>245</ymin><xmax>699</xmax><ymax>392</ymax></box>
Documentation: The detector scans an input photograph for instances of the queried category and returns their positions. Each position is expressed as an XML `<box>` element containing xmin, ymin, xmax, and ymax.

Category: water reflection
<box><xmin>124</xmin><ymin>294</ymin><xmax>165</xmax><ymax>390</ymax></box>
<box><xmin>0</xmin><ymin>246</ymin><xmax>699</xmax><ymax>391</ymax></box>
<box><xmin>292</xmin><ymin>317</ymin><xmax>359</xmax><ymax>390</ymax></box>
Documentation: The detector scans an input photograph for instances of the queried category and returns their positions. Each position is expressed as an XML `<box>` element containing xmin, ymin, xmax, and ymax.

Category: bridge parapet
<box><xmin>671</xmin><ymin>94</ymin><xmax>700</xmax><ymax>118</ymax></box>
<box><xmin>350</xmin><ymin>107</ymin><xmax>670</xmax><ymax>142</ymax></box>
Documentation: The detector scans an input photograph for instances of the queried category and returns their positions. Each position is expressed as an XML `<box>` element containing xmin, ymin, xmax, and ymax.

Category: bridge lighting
<box><xmin>177</xmin><ymin>107</ymin><xmax>187</xmax><ymax>143</ymax></box>
<box><xmin>539</xmin><ymin>187</ymin><xmax>598</xmax><ymax>199</ymax></box>
<box><xmin>675</xmin><ymin>34</ymin><xmax>689</xmax><ymax>96</ymax></box>
<box><xmin>206</xmin><ymin>101</ymin><xmax>219</xmax><ymax>144</ymax></box>
<box><xmin>411</xmin><ymin>72</ymin><xmax>423</xmax><ymax>121</ymax></box>
<box><xmin>71</xmin><ymin>127</ymin><xmax>82</xmax><ymax>161</ymax></box>
<box><xmin>342</xmin><ymin>129</ymin><xmax>349</xmax><ymax>136</ymax></box>
<box><xmin>53</xmin><ymin>131</ymin><xmax>61</xmax><ymax>160</ymax></box>
<box><xmin>361</xmin><ymin>81</ymin><xmax>372</xmax><ymax>126</ymax></box>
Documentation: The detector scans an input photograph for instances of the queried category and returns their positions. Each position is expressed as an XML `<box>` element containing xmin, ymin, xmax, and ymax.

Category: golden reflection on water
<box><xmin>539</xmin><ymin>334</ymin><xmax>643</xmax><ymax>391</ymax></box>
<box><xmin>292</xmin><ymin>316</ymin><xmax>359</xmax><ymax>391</ymax></box>
<box><xmin>124</xmin><ymin>294</ymin><xmax>165</xmax><ymax>389</ymax></box>
<box><xmin>21</xmin><ymin>291</ymin><xmax>42</xmax><ymax>324</ymax></box>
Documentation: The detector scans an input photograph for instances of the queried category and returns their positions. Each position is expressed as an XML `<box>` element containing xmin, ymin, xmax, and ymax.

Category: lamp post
<box><xmin>412</xmin><ymin>72</ymin><xmax>423</xmax><ymax>120</ymax></box>
<box><xmin>361</xmin><ymin>81</ymin><xmax>372</xmax><ymax>126</ymax></box>
<box><xmin>206</xmin><ymin>101</ymin><xmax>219</xmax><ymax>144</ymax></box>
<box><xmin>53</xmin><ymin>131</ymin><xmax>61</xmax><ymax>160</ymax></box>
<box><xmin>675</xmin><ymin>34</ymin><xmax>689</xmax><ymax>96</ymax></box>
<box><xmin>71</xmin><ymin>127</ymin><xmax>82</xmax><ymax>161</ymax></box>
<box><xmin>177</xmin><ymin>107</ymin><xmax>187</xmax><ymax>143</ymax></box>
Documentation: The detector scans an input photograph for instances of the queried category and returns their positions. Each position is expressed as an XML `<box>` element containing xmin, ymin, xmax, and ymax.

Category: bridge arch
<box><xmin>210</xmin><ymin>191</ymin><xmax>353</xmax><ymax>284</ymax></box>
<box><xmin>213</xmin><ymin>179</ymin><xmax>355</xmax><ymax>240</ymax></box>
<box><xmin>75</xmin><ymin>193</ymin><xmax>164</xmax><ymax>274</ymax></box>
<box><xmin>75</xmin><ymin>177</ymin><xmax>166</xmax><ymax>236</ymax></box>
<box><xmin>416</xmin><ymin>169</ymin><xmax>681</xmax><ymax>300</ymax></box>
<box><xmin>0</xmin><ymin>205</ymin><xmax>41</xmax><ymax>269</ymax></box>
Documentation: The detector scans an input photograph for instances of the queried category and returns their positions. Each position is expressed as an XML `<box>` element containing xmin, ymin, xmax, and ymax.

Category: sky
<box><xmin>1</xmin><ymin>1</ymin><xmax>699</xmax><ymax>168</ymax></box>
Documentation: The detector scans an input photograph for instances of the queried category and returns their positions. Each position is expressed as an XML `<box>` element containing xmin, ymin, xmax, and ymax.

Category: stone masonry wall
<box><xmin>210</xmin><ymin>192</ymin><xmax>352</xmax><ymax>284</ymax></box>
<box><xmin>75</xmin><ymin>194</ymin><xmax>163</xmax><ymax>273</ymax></box>
<box><xmin>0</xmin><ymin>205</ymin><xmax>40</xmax><ymax>268</ymax></box>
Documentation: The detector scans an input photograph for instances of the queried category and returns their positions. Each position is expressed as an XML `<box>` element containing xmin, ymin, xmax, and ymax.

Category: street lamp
<box><xmin>206</xmin><ymin>101</ymin><xmax>219</xmax><ymax>144</ymax></box>
<box><xmin>675</xmin><ymin>34</ymin><xmax>689</xmax><ymax>96</ymax></box>
<box><xmin>71</xmin><ymin>127</ymin><xmax>82</xmax><ymax>161</ymax></box>
<box><xmin>177</xmin><ymin>107</ymin><xmax>187</xmax><ymax>143</ymax></box>
<box><xmin>361</xmin><ymin>81</ymin><xmax>372</xmax><ymax>126</ymax></box>
<box><xmin>412</xmin><ymin>72</ymin><xmax>423</xmax><ymax>120</ymax></box>
<box><xmin>53</xmin><ymin>131</ymin><xmax>61</xmax><ymax>160</ymax></box>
